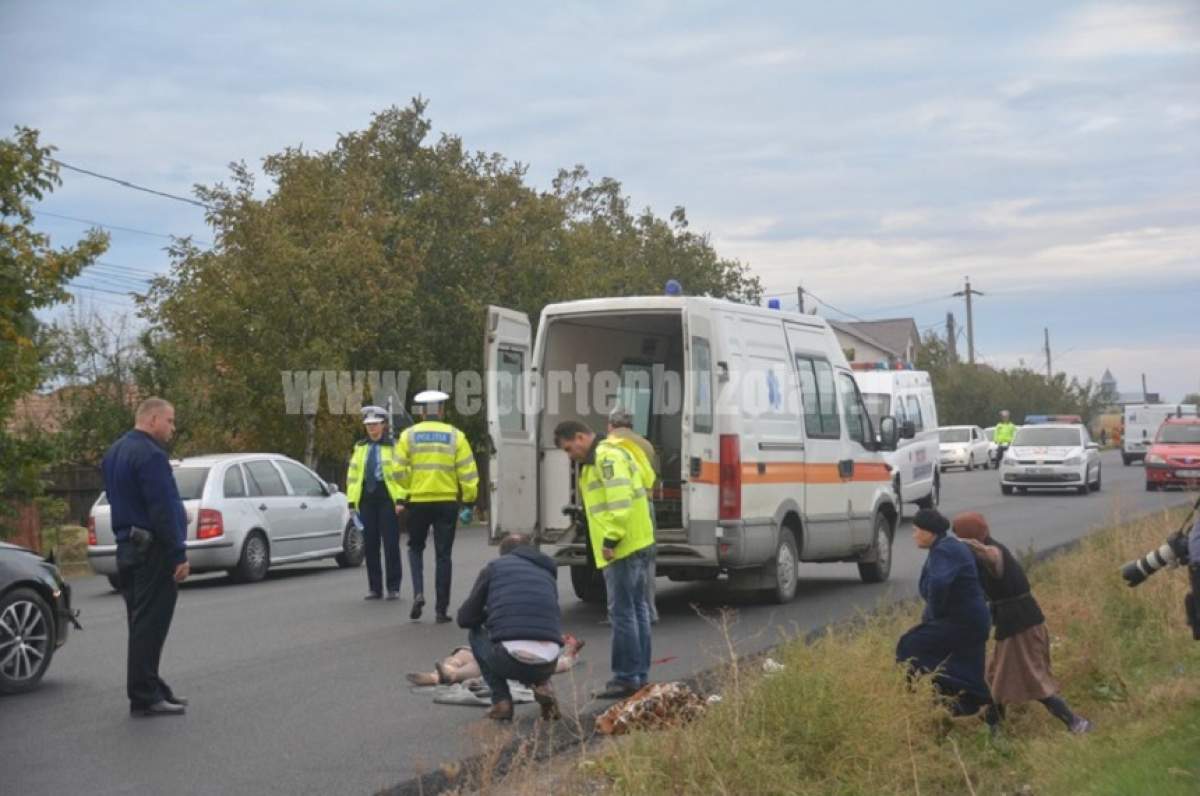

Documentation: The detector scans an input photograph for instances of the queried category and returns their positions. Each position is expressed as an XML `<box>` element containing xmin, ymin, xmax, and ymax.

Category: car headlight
<box><xmin>1146</xmin><ymin>453</ymin><xmax>1166</xmax><ymax>465</ymax></box>
<box><xmin>1063</xmin><ymin>455</ymin><xmax>1082</xmax><ymax>466</ymax></box>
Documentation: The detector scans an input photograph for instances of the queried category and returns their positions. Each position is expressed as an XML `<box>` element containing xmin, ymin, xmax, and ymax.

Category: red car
<box><xmin>1145</xmin><ymin>417</ymin><xmax>1200</xmax><ymax>491</ymax></box>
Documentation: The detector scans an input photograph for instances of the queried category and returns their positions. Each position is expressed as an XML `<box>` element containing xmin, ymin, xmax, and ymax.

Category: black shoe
<box><xmin>164</xmin><ymin>695</ymin><xmax>189</xmax><ymax>707</ymax></box>
<box><xmin>592</xmin><ymin>681</ymin><xmax>640</xmax><ymax>700</ymax></box>
<box><xmin>132</xmin><ymin>700</ymin><xmax>186</xmax><ymax>717</ymax></box>
<box><xmin>410</xmin><ymin>595</ymin><xmax>425</xmax><ymax>620</ymax></box>
<box><xmin>386</xmin><ymin>592</ymin><xmax>400</xmax><ymax>601</ymax></box>
<box><xmin>435</xmin><ymin>613</ymin><xmax>452</xmax><ymax>624</ymax></box>
<box><xmin>364</xmin><ymin>592</ymin><xmax>382</xmax><ymax>601</ymax></box>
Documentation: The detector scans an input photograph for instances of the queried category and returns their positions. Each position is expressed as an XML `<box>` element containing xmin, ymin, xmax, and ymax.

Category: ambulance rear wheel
<box><xmin>571</xmin><ymin>565</ymin><xmax>607</xmax><ymax>604</ymax></box>
<box><xmin>766</xmin><ymin>528</ymin><xmax>799</xmax><ymax>604</ymax></box>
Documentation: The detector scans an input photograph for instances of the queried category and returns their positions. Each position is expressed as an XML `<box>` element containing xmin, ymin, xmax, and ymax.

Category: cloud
<box><xmin>1042</xmin><ymin>2</ymin><xmax>1200</xmax><ymax>59</ymax></box>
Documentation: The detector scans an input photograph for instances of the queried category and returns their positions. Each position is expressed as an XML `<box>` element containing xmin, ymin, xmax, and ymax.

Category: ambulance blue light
<box><xmin>665</xmin><ymin>279</ymin><xmax>683</xmax><ymax>296</ymax></box>
<box><xmin>768</xmin><ymin>299</ymin><xmax>781</xmax><ymax>309</ymax></box>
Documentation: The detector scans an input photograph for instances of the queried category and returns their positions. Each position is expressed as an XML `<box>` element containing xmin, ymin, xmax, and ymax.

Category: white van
<box><xmin>852</xmin><ymin>366</ymin><xmax>941</xmax><ymax>511</ymax></box>
<box><xmin>1123</xmin><ymin>404</ymin><xmax>1198</xmax><ymax>465</ymax></box>
<box><xmin>483</xmin><ymin>296</ymin><xmax>903</xmax><ymax>605</ymax></box>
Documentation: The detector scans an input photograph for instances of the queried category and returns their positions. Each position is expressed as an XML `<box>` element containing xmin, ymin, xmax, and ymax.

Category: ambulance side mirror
<box><xmin>878</xmin><ymin>417</ymin><xmax>900</xmax><ymax>451</ymax></box>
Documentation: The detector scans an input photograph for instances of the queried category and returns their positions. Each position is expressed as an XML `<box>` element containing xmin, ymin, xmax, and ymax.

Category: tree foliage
<box><xmin>915</xmin><ymin>331</ymin><xmax>1105</xmax><ymax>426</ymax></box>
<box><xmin>0</xmin><ymin>127</ymin><xmax>108</xmax><ymax>538</ymax></box>
<box><xmin>142</xmin><ymin>100</ymin><xmax>761</xmax><ymax>472</ymax></box>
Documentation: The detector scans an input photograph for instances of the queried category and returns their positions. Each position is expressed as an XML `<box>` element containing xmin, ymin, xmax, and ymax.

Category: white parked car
<box><xmin>88</xmin><ymin>454</ymin><xmax>362</xmax><ymax>589</ymax></box>
<box><xmin>999</xmin><ymin>424</ymin><xmax>1102</xmax><ymax>496</ymax></box>
<box><xmin>938</xmin><ymin>425</ymin><xmax>990</xmax><ymax>470</ymax></box>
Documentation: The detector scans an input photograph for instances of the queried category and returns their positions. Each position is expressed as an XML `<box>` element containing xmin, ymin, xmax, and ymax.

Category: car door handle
<box><xmin>259</xmin><ymin>504</ymin><xmax>268</xmax><ymax>511</ymax></box>
<box><xmin>838</xmin><ymin>459</ymin><xmax>854</xmax><ymax>479</ymax></box>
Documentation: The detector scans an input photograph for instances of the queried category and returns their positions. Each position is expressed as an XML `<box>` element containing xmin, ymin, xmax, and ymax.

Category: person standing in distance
<box><xmin>554</xmin><ymin>420</ymin><xmax>655</xmax><ymax>699</ymax></box>
<box><xmin>101</xmin><ymin>398</ymin><xmax>189</xmax><ymax>717</ymax></box>
<box><xmin>345</xmin><ymin>405</ymin><xmax>406</xmax><ymax>600</ymax></box>
<box><xmin>606</xmin><ymin>405</ymin><xmax>660</xmax><ymax>624</ymax></box>
<box><xmin>394</xmin><ymin>390</ymin><xmax>480</xmax><ymax>623</ymax></box>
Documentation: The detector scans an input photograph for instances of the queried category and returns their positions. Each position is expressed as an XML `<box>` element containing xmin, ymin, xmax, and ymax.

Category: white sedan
<box><xmin>938</xmin><ymin>425</ymin><xmax>990</xmax><ymax>470</ymax></box>
<box><xmin>1000</xmin><ymin>424</ymin><xmax>1102</xmax><ymax>495</ymax></box>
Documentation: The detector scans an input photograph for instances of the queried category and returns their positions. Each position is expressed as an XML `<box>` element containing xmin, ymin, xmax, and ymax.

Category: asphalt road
<box><xmin>4</xmin><ymin>451</ymin><xmax>1193</xmax><ymax>795</ymax></box>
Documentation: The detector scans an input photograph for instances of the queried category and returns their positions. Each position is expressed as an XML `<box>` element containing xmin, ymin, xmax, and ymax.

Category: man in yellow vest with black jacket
<box><xmin>394</xmin><ymin>390</ymin><xmax>480</xmax><ymax>623</ymax></box>
<box><xmin>554</xmin><ymin>420</ymin><xmax>655</xmax><ymax>699</ymax></box>
<box><xmin>346</xmin><ymin>406</ymin><xmax>406</xmax><ymax>600</ymax></box>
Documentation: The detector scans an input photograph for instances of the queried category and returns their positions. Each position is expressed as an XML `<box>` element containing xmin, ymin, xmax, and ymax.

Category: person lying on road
<box><xmin>405</xmin><ymin>633</ymin><xmax>585</xmax><ymax>687</ymax></box>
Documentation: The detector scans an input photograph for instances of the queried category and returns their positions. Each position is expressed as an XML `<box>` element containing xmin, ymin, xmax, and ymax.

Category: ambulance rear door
<box><xmin>484</xmin><ymin>305</ymin><xmax>538</xmax><ymax>541</ymax></box>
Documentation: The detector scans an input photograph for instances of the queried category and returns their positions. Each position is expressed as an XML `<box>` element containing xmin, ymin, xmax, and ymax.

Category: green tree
<box><xmin>0</xmin><ymin>127</ymin><xmax>108</xmax><ymax>538</ymax></box>
<box><xmin>142</xmin><ymin>100</ymin><xmax>760</xmax><ymax>473</ymax></box>
<box><xmin>1183</xmin><ymin>393</ymin><xmax>1200</xmax><ymax>407</ymax></box>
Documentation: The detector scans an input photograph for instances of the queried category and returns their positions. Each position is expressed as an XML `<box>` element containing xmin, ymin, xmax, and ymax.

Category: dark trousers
<box><xmin>360</xmin><ymin>491</ymin><xmax>401</xmax><ymax>594</ymax></box>
<box><xmin>468</xmin><ymin>626</ymin><xmax>557</xmax><ymax>705</ymax></box>
<box><xmin>117</xmin><ymin>538</ymin><xmax>179</xmax><ymax>708</ymax></box>
<box><xmin>406</xmin><ymin>502</ymin><xmax>458</xmax><ymax>613</ymax></box>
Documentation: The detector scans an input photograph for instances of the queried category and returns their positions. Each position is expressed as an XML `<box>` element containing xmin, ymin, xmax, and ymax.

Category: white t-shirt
<box><xmin>501</xmin><ymin>640</ymin><xmax>561</xmax><ymax>664</ymax></box>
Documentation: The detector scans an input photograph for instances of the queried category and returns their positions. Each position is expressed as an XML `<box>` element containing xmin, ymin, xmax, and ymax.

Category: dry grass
<box><xmin>465</xmin><ymin>504</ymin><xmax>1199</xmax><ymax>796</ymax></box>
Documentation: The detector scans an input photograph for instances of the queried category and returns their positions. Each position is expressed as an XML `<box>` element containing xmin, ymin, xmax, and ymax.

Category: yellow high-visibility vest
<box><xmin>579</xmin><ymin>439</ymin><xmax>654</xmax><ymax>568</ymax></box>
<box><xmin>346</xmin><ymin>440</ymin><xmax>405</xmax><ymax>506</ymax></box>
<box><xmin>393</xmin><ymin>420</ymin><xmax>479</xmax><ymax>504</ymax></box>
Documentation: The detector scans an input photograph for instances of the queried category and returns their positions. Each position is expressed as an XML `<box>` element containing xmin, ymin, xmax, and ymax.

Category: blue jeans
<box><xmin>603</xmin><ymin>548</ymin><xmax>653</xmax><ymax>687</ymax></box>
<box><xmin>467</xmin><ymin>626</ymin><xmax>557</xmax><ymax>705</ymax></box>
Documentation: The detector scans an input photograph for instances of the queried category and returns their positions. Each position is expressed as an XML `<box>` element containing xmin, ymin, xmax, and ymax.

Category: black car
<box><xmin>0</xmin><ymin>541</ymin><xmax>77</xmax><ymax>694</ymax></box>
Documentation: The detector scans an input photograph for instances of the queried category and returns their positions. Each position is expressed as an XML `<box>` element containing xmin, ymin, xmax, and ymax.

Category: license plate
<box><xmin>1030</xmin><ymin>467</ymin><xmax>1053</xmax><ymax>475</ymax></box>
<box><xmin>1177</xmin><ymin>470</ymin><xmax>1200</xmax><ymax>478</ymax></box>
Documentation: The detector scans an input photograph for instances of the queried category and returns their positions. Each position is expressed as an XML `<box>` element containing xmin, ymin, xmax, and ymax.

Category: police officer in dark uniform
<box><xmin>101</xmin><ymin>397</ymin><xmax>190</xmax><ymax>717</ymax></box>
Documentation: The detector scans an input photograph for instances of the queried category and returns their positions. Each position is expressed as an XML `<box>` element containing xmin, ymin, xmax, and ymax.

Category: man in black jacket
<box><xmin>101</xmin><ymin>398</ymin><xmax>189</xmax><ymax>717</ymax></box>
<box><xmin>457</xmin><ymin>533</ymin><xmax>563</xmax><ymax>721</ymax></box>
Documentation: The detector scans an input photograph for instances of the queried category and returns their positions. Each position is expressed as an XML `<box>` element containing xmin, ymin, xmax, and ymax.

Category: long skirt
<box><xmin>987</xmin><ymin>623</ymin><xmax>1059</xmax><ymax>704</ymax></box>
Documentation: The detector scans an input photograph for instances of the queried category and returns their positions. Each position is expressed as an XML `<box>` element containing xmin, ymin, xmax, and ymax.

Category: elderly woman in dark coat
<box><xmin>952</xmin><ymin>512</ymin><xmax>1093</xmax><ymax>733</ymax></box>
<box><xmin>897</xmin><ymin>509</ymin><xmax>995</xmax><ymax>721</ymax></box>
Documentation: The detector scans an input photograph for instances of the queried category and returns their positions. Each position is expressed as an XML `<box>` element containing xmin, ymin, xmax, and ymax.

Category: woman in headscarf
<box><xmin>897</xmin><ymin>508</ymin><xmax>995</xmax><ymax>722</ymax></box>
<box><xmin>952</xmin><ymin>512</ymin><xmax>1093</xmax><ymax>734</ymax></box>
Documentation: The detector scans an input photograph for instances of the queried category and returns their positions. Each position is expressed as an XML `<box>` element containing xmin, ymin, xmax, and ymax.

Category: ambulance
<box><xmin>483</xmin><ymin>294</ymin><xmax>903</xmax><ymax>605</ymax></box>
<box><xmin>851</xmin><ymin>364</ymin><xmax>941</xmax><ymax>511</ymax></box>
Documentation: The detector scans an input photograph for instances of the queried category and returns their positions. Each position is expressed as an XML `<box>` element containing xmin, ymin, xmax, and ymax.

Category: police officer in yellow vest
<box><xmin>606</xmin><ymin>405</ymin><xmax>660</xmax><ymax>624</ymax></box>
<box><xmin>394</xmin><ymin>390</ymin><xmax>480</xmax><ymax>623</ymax></box>
<box><xmin>554</xmin><ymin>419</ymin><xmax>655</xmax><ymax>699</ymax></box>
<box><xmin>346</xmin><ymin>406</ymin><xmax>406</xmax><ymax>600</ymax></box>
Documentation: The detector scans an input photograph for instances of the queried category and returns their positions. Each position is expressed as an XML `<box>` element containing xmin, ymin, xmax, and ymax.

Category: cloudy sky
<box><xmin>3</xmin><ymin>1</ymin><xmax>1198</xmax><ymax>399</ymax></box>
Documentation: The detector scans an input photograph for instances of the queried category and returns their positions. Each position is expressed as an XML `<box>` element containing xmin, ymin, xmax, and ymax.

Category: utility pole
<box><xmin>1142</xmin><ymin>373</ymin><xmax>1149</xmax><ymax>401</ymax></box>
<box><xmin>1044</xmin><ymin>327</ymin><xmax>1052</xmax><ymax>379</ymax></box>
<box><xmin>946</xmin><ymin>313</ymin><xmax>958</xmax><ymax>362</ymax></box>
<box><xmin>797</xmin><ymin>285</ymin><xmax>805</xmax><ymax>314</ymax></box>
<box><xmin>952</xmin><ymin>277</ymin><xmax>984</xmax><ymax>364</ymax></box>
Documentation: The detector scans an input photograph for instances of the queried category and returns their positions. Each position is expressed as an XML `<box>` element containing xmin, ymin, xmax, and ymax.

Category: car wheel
<box><xmin>767</xmin><ymin>527</ymin><xmax>800</xmax><ymax>604</ymax></box>
<box><xmin>1146</xmin><ymin>481</ymin><xmax>1157</xmax><ymax>492</ymax></box>
<box><xmin>1001</xmin><ymin>485</ymin><xmax>1014</xmax><ymax>496</ymax></box>
<box><xmin>335</xmin><ymin>521</ymin><xmax>364</xmax><ymax>568</ymax></box>
<box><xmin>106</xmin><ymin>573</ymin><xmax>123</xmax><ymax>592</ymax></box>
<box><xmin>231</xmin><ymin>531</ymin><xmax>270</xmax><ymax>583</ymax></box>
<box><xmin>915</xmin><ymin>473</ymin><xmax>940</xmax><ymax>509</ymax></box>
<box><xmin>1122</xmin><ymin>454</ymin><xmax>1131</xmax><ymax>466</ymax></box>
<box><xmin>0</xmin><ymin>587</ymin><xmax>56</xmax><ymax>695</ymax></box>
<box><xmin>570</xmin><ymin>564</ymin><xmax>607</xmax><ymax>604</ymax></box>
<box><xmin>857</xmin><ymin>513</ymin><xmax>893</xmax><ymax>584</ymax></box>
<box><xmin>1091</xmin><ymin>466</ymin><xmax>1102</xmax><ymax>492</ymax></box>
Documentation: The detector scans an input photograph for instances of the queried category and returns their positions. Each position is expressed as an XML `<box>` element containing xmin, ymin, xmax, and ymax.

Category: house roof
<box><xmin>837</xmin><ymin>318</ymin><xmax>920</xmax><ymax>357</ymax></box>
<box><xmin>827</xmin><ymin>320</ymin><xmax>902</xmax><ymax>358</ymax></box>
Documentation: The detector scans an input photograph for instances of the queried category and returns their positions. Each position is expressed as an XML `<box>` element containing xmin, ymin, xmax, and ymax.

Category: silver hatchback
<box><xmin>88</xmin><ymin>454</ymin><xmax>363</xmax><ymax>588</ymax></box>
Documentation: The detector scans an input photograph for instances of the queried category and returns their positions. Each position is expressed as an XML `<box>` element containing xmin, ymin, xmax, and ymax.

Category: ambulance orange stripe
<box><xmin>690</xmin><ymin>460</ymin><xmax>891</xmax><ymax>485</ymax></box>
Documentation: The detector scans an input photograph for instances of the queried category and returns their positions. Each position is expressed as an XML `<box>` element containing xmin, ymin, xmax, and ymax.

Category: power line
<box><xmin>803</xmin><ymin>289</ymin><xmax>870</xmax><ymax>322</ymax></box>
<box><xmin>50</xmin><ymin>158</ymin><xmax>213</xmax><ymax>211</ymax></box>
<box><xmin>36</xmin><ymin>210</ymin><xmax>211</xmax><ymax>246</ymax></box>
